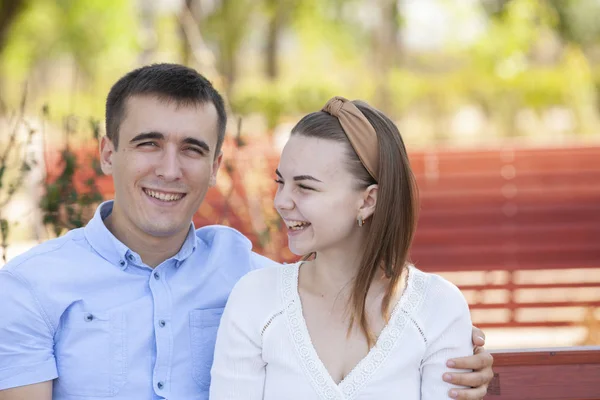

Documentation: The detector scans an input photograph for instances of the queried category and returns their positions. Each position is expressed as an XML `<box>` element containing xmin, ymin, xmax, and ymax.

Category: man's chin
<box><xmin>141</xmin><ymin>221</ymin><xmax>190</xmax><ymax>238</ymax></box>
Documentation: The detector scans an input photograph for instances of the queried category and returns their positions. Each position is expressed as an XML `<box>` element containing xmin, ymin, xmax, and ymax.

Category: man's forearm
<box><xmin>0</xmin><ymin>381</ymin><xmax>53</xmax><ymax>400</ymax></box>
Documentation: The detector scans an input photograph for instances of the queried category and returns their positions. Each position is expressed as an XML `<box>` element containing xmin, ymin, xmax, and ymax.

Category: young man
<box><xmin>0</xmin><ymin>64</ymin><xmax>493</xmax><ymax>400</ymax></box>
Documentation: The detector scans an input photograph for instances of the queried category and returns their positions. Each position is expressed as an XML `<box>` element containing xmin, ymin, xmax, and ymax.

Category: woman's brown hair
<box><xmin>290</xmin><ymin>100</ymin><xmax>419</xmax><ymax>347</ymax></box>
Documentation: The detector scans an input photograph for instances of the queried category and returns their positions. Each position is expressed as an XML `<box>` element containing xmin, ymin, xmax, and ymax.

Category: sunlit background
<box><xmin>1</xmin><ymin>0</ymin><xmax>599</xmax><ymax>350</ymax></box>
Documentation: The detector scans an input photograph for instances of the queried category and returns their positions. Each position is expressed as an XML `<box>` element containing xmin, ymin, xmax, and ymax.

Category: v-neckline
<box><xmin>280</xmin><ymin>262</ymin><xmax>425</xmax><ymax>400</ymax></box>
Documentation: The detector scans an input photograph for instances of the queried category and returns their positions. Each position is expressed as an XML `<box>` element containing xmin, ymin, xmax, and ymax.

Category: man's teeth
<box><xmin>144</xmin><ymin>189</ymin><xmax>184</xmax><ymax>202</ymax></box>
<box><xmin>287</xmin><ymin>220</ymin><xmax>310</xmax><ymax>230</ymax></box>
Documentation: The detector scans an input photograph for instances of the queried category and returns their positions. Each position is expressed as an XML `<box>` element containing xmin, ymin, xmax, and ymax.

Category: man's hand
<box><xmin>443</xmin><ymin>326</ymin><xmax>494</xmax><ymax>399</ymax></box>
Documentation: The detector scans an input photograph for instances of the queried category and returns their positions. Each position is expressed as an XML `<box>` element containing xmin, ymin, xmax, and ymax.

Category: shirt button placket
<box><xmin>150</xmin><ymin>268</ymin><xmax>171</xmax><ymax>396</ymax></box>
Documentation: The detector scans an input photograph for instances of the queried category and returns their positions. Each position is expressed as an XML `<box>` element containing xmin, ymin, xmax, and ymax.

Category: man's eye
<box><xmin>185</xmin><ymin>147</ymin><xmax>204</xmax><ymax>154</ymax></box>
<box><xmin>138</xmin><ymin>141</ymin><xmax>158</xmax><ymax>147</ymax></box>
<box><xmin>298</xmin><ymin>184</ymin><xmax>314</xmax><ymax>191</ymax></box>
<box><xmin>274</xmin><ymin>179</ymin><xmax>284</xmax><ymax>184</ymax></box>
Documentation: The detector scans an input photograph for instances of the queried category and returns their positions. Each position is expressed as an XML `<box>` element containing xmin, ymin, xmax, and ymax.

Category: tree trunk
<box><xmin>0</xmin><ymin>0</ymin><xmax>27</xmax><ymax>106</ymax></box>
<box><xmin>264</xmin><ymin>0</ymin><xmax>283</xmax><ymax>80</ymax></box>
<box><xmin>179</xmin><ymin>0</ymin><xmax>196</xmax><ymax>65</ymax></box>
<box><xmin>219</xmin><ymin>0</ymin><xmax>238</xmax><ymax>97</ymax></box>
<box><xmin>0</xmin><ymin>0</ymin><xmax>27</xmax><ymax>54</ymax></box>
<box><xmin>374</xmin><ymin>0</ymin><xmax>401</xmax><ymax>114</ymax></box>
<box><xmin>138</xmin><ymin>0</ymin><xmax>157</xmax><ymax>65</ymax></box>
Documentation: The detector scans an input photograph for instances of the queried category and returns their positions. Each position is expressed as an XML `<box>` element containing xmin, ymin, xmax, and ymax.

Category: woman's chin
<box><xmin>287</xmin><ymin>243</ymin><xmax>313</xmax><ymax>257</ymax></box>
<box><xmin>289</xmin><ymin>248</ymin><xmax>306</xmax><ymax>257</ymax></box>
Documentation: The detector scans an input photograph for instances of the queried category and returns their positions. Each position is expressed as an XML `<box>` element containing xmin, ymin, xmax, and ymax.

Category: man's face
<box><xmin>100</xmin><ymin>95</ymin><xmax>222</xmax><ymax>239</ymax></box>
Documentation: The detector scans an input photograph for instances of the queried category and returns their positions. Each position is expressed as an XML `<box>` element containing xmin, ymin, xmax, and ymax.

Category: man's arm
<box><xmin>0</xmin><ymin>270</ymin><xmax>58</xmax><ymax>393</ymax></box>
<box><xmin>0</xmin><ymin>381</ymin><xmax>52</xmax><ymax>400</ymax></box>
<box><xmin>443</xmin><ymin>326</ymin><xmax>494</xmax><ymax>399</ymax></box>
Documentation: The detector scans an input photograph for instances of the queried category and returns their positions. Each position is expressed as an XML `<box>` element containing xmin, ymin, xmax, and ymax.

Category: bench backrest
<box><xmin>410</xmin><ymin>146</ymin><xmax>600</xmax><ymax>330</ymax></box>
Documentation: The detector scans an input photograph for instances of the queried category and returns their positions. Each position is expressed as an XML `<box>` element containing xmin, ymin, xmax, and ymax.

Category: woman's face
<box><xmin>274</xmin><ymin>135</ymin><xmax>369</xmax><ymax>256</ymax></box>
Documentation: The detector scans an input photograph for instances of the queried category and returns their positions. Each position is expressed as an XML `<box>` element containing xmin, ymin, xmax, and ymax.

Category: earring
<box><xmin>357</xmin><ymin>216</ymin><xmax>364</xmax><ymax>227</ymax></box>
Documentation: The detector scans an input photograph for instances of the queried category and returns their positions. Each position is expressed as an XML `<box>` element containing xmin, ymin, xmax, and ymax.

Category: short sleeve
<box><xmin>419</xmin><ymin>276</ymin><xmax>473</xmax><ymax>399</ymax></box>
<box><xmin>0</xmin><ymin>270</ymin><xmax>58</xmax><ymax>390</ymax></box>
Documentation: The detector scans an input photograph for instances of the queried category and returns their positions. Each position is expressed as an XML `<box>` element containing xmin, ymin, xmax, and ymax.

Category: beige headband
<box><xmin>321</xmin><ymin>96</ymin><xmax>379</xmax><ymax>181</ymax></box>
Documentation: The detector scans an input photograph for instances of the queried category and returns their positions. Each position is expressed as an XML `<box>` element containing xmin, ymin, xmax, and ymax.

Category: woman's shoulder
<box><xmin>227</xmin><ymin>261</ymin><xmax>299</xmax><ymax>308</ymax></box>
<box><xmin>407</xmin><ymin>266</ymin><xmax>470</xmax><ymax>314</ymax></box>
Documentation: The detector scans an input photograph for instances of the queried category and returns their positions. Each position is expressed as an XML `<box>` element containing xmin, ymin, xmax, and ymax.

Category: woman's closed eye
<box><xmin>297</xmin><ymin>184</ymin><xmax>315</xmax><ymax>191</ymax></box>
<box><xmin>274</xmin><ymin>179</ymin><xmax>314</xmax><ymax>191</ymax></box>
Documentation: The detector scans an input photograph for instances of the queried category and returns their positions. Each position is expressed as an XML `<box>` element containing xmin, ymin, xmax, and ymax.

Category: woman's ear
<box><xmin>358</xmin><ymin>184</ymin><xmax>378</xmax><ymax>221</ymax></box>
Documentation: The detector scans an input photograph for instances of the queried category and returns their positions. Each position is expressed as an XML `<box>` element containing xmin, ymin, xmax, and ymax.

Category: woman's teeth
<box><xmin>287</xmin><ymin>220</ymin><xmax>311</xmax><ymax>230</ymax></box>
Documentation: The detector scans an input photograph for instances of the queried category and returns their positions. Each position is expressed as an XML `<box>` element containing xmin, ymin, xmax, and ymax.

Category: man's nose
<box><xmin>155</xmin><ymin>147</ymin><xmax>183</xmax><ymax>181</ymax></box>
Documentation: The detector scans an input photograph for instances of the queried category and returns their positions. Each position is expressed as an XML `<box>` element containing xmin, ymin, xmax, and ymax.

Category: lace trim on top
<box><xmin>280</xmin><ymin>263</ymin><xmax>428</xmax><ymax>400</ymax></box>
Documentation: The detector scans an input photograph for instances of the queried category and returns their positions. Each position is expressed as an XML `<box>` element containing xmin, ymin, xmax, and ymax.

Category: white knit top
<box><xmin>210</xmin><ymin>263</ymin><xmax>472</xmax><ymax>399</ymax></box>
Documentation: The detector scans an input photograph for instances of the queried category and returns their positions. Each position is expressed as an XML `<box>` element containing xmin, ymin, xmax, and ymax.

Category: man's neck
<box><xmin>103</xmin><ymin>209</ymin><xmax>190</xmax><ymax>268</ymax></box>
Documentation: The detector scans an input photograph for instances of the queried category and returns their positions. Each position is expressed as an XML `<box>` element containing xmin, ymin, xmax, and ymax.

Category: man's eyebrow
<box><xmin>130</xmin><ymin>132</ymin><xmax>210</xmax><ymax>152</ymax></box>
<box><xmin>130</xmin><ymin>132</ymin><xmax>164</xmax><ymax>143</ymax></box>
<box><xmin>274</xmin><ymin>169</ymin><xmax>323</xmax><ymax>183</ymax></box>
<box><xmin>183</xmin><ymin>137</ymin><xmax>210</xmax><ymax>153</ymax></box>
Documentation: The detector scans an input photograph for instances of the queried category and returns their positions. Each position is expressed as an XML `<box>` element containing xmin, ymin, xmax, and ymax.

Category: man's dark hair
<box><xmin>105</xmin><ymin>63</ymin><xmax>227</xmax><ymax>155</ymax></box>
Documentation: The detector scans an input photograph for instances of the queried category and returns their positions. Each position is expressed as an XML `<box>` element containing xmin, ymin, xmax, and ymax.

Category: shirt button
<box><xmin>153</xmin><ymin>272</ymin><xmax>160</xmax><ymax>280</ymax></box>
<box><xmin>159</xmin><ymin>320</ymin><xmax>166</xmax><ymax>327</ymax></box>
<box><xmin>119</xmin><ymin>260</ymin><xmax>125</xmax><ymax>267</ymax></box>
<box><xmin>84</xmin><ymin>313</ymin><xmax>94</xmax><ymax>322</ymax></box>
<box><xmin>128</xmin><ymin>254</ymin><xmax>135</xmax><ymax>261</ymax></box>
<box><xmin>157</xmin><ymin>381</ymin><xmax>164</xmax><ymax>390</ymax></box>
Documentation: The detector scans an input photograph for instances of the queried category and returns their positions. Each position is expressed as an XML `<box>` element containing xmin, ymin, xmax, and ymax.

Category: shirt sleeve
<box><xmin>0</xmin><ymin>270</ymin><xmax>58</xmax><ymax>390</ymax></box>
<box><xmin>420</xmin><ymin>278</ymin><xmax>473</xmax><ymax>399</ymax></box>
<box><xmin>209</xmin><ymin>270</ymin><xmax>267</xmax><ymax>399</ymax></box>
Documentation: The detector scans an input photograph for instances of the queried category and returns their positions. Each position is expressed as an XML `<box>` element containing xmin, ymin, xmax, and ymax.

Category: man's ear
<box><xmin>358</xmin><ymin>184</ymin><xmax>378</xmax><ymax>222</ymax></box>
<box><xmin>209</xmin><ymin>151</ymin><xmax>224</xmax><ymax>187</ymax></box>
<box><xmin>100</xmin><ymin>136</ymin><xmax>116</xmax><ymax>176</ymax></box>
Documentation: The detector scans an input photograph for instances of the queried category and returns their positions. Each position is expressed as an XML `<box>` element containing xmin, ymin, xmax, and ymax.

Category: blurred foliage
<box><xmin>40</xmin><ymin>113</ymin><xmax>104</xmax><ymax>237</ymax></box>
<box><xmin>0</xmin><ymin>0</ymin><xmax>598</xmax><ymax>137</ymax></box>
<box><xmin>1</xmin><ymin>0</ymin><xmax>137</xmax><ymax>76</ymax></box>
<box><xmin>0</xmin><ymin>0</ymin><xmax>599</xmax><ymax>250</ymax></box>
<box><xmin>0</xmin><ymin>0</ymin><xmax>138</xmax><ymax>118</ymax></box>
<box><xmin>0</xmin><ymin>99</ymin><xmax>105</xmax><ymax>253</ymax></box>
<box><xmin>0</xmin><ymin>93</ymin><xmax>37</xmax><ymax>262</ymax></box>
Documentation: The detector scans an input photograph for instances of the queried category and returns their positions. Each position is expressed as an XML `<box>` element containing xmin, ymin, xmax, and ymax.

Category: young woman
<box><xmin>210</xmin><ymin>97</ymin><xmax>478</xmax><ymax>399</ymax></box>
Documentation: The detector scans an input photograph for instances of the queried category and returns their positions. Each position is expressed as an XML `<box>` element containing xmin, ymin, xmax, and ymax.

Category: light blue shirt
<box><xmin>0</xmin><ymin>201</ymin><xmax>279</xmax><ymax>399</ymax></box>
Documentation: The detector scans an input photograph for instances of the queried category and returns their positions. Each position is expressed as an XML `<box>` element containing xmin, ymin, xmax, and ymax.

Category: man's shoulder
<box><xmin>250</xmin><ymin>251</ymin><xmax>285</xmax><ymax>270</ymax></box>
<box><xmin>2</xmin><ymin>228</ymin><xmax>86</xmax><ymax>277</ymax></box>
<box><xmin>195</xmin><ymin>224</ymin><xmax>252</xmax><ymax>249</ymax></box>
<box><xmin>195</xmin><ymin>224</ymin><xmax>285</xmax><ymax>268</ymax></box>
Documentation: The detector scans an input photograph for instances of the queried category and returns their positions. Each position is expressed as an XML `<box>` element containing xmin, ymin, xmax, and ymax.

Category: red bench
<box><xmin>485</xmin><ymin>347</ymin><xmax>600</xmax><ymax>399</ymax></box>
<box><xmin>410</xmin><ymin>146</ymin><xmax>600</xmax><ymax>330</ymax></box>
<box><xmin>46</xmin><ymin>142</ymin><xmax>600</xmax><ymax>331</ymax></box>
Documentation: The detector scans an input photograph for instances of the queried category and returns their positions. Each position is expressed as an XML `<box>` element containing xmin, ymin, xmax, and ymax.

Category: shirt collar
<box><xmin>84</xmin><ymin>200</ymin><xmax>198</xmax><ymax>270</ymax></box>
